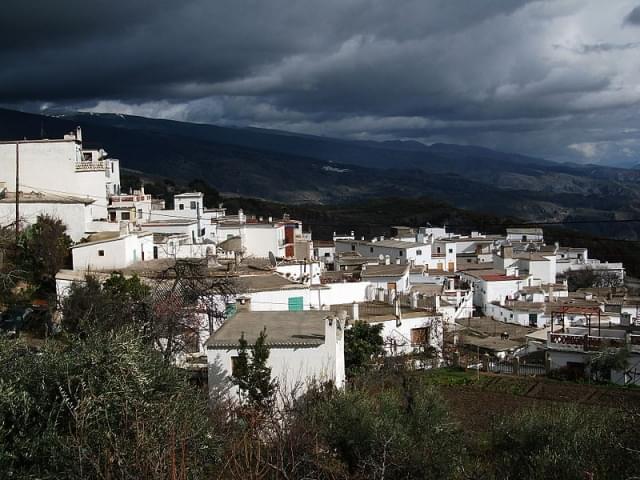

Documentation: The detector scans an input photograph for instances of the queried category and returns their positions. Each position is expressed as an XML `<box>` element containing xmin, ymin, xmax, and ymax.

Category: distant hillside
<box><xmin>2</xmin><ymin>107</ymin><xmax>640</xmax><ymax>241</ymax></box>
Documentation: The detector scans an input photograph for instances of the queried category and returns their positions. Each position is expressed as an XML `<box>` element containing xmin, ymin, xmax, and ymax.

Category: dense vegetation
<box><xmin>2</xmin><ymin>197</ymin><xmax>639</xmax><ymax>479</ymax></box>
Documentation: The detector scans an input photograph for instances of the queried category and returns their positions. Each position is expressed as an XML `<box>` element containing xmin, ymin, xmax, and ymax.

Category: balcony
<box><xmin>75</xmin><ymin>161</ymin><xmax>106</xmax><ymax>172</ymax></box>
<box><xmin>549</xmin><ymin>332</ymin><xmax>629</xmax><ymax>352</ymax></box>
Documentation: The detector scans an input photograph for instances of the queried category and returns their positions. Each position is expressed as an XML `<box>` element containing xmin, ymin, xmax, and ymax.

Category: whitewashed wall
<box><xmin>0</xmin><ymin>202</ymin><xmax>92</xmax><ymax>241</ymax></box>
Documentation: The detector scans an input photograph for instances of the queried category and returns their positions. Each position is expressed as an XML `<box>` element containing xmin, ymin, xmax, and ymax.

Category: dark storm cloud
<box><xmin>624</xmin><ymin>5</ymin><xmax>640</xmax><ymax>25</ymax></box>
<box><xmin>1</xmin><ymin>0</ymin><xmax>640</xmax><ymax>164</ymax></box>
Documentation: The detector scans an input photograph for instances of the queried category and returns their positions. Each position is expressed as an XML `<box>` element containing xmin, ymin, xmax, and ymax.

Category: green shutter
<box><xmin>288</xmin><ymin>296</ymin><xmax>304</xmax><ymax>311</ymax></box>
<box><xmin>225</xmin><ymin>303</ymin><xmax>237</xmax><ymax>318</ymax></box>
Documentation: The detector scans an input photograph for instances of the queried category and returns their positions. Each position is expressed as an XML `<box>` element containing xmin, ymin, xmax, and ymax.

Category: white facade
<box><xmin>0</xmin><ymin>192</ymin><xmax>95</xmax><ymax>242</ymax></box>
<box><xmin>0</xmin><ymin>130</ymin><xmax>120</xmax><ymax>222</ymax></box>
<box><xmin>207</xmin><ymin>315</ymin><xmax>345</xmax><ymax>399</ymax></box>
<box><xmin>361</xmin><ymin>271</ymin><xmax>411</xmax><ymax>294</ymax></box>
<box><xmin>374</xmin><ymin>315</ymin><xmax>443</xmax><ymax>360</ymax></box>
<box><xmin>246</xmin><ymin>281</ymin><xmax>372</xmax><ymax>312</ymax></box>
<box><xmin>71</xmin><ymin>232</ymin><xmax>153</xmax><ymax>271</ymax></box>
<box><xmin>313</xmin><ymin>241</ymin><xmax>336</xmax><ymax>266</ymax></box>
<box><xmin>276</xmin><ymin>261</ymin><xmax>323</xmax><ymax>285</ymax></box>
<box><xmin>140</xmin><ymin>220</ymin><xmax>202</xmax><ymax>243</ymax></box>
<box><xmin>218</xmin><ymin>221</ymin><xmax>287</xmax><ymax>258</ymax></box>
<box><xmin>335</xmin><ymin>239</ymin><xmax>430</xmax><ymax>266</ymax></box>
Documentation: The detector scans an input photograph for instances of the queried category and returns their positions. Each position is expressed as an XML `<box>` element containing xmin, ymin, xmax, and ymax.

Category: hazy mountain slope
<box><xmin>2</xmin><ymin>108</ymin><xmax>640</xmax><ymax>240</ymax></box>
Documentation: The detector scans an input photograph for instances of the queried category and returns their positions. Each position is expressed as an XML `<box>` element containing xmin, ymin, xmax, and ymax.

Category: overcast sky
<box><xmin>2</xmin><ymin>0</ymin><xmax>640</xmax><ymax>164</ymax></box>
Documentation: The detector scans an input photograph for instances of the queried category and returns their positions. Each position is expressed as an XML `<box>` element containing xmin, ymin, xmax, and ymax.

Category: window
<box><xmin>448</xmin><ymin>248</ymin><xmax>453</xmax><ymax>254</ymax></box>
<box><xmin>231</xmin><ymin>356</ymin><xmax>241</xmax><ymax>376</ymax></box>
<box><xmin>370</xmin><ymin>247</ymin><xmax>374</xmax><ymax>253</ymax></box>
<box><xmin>98</xmin><ymin>250</ymin><xmax>105</xmax><ymax>257</ymax></box>
<box><xmin>190</xmin><ymin>201</ymin><xmax>197</xmax><ymax>210</ymax></box>
<box><xmin>121</xmin><ymin>211</ymin><xmax>130</xmax><ymax>220</ymax></box>
<box><xmin>179</xmin><ymin>204</ymin><xmax>184</xmax><ymax>210</ymax></box>
<box><xmin>410</xmin><ymin>327</ymin><xmax>430</xmax><ymax>345</ymax></box>
<box><xmin>437</xmin><ymin>247</ymin><xmax>441</xmax><ymax>253</ymax></box>
<box><xmin>351</xmin><ymin>244</ymin><xmax>356</xmax><ymax>251</ymax></box>
<box><xmin>137</xmin><ymin>209</ymin><xmax>143</xmax><ymax>217</ymax></box>
<box><xmin>522</xmin><ymin>235</ymin><xmax>527</xmax><ymax>242</ymax></box>
<box><xmin>288</xmin><ymin>296</ymin><xmax>304</xmax><ymax>311</ymax></box>
<box><xmin>200</xmin><ymin>228</ymin><xmax>205</xmax><ymax>237</ymax></box>
<box><xmin>416</xmin><ymin>249</ymin><xmax>422</xmax><ymax>255</ymax></box>
<box><xmin>324</xmin><ymin>252</ymin><xmax>330</xmax><ymax>257</ymax></box>
<box><xmin>529</xmin><ymin>313</ymin><xmax>538</xmax><ymax>327</ymax></box>
<box><xmin>399</xmin><ymin>251</ymin><xmax>403</xmax><ymax>256</ymax></box>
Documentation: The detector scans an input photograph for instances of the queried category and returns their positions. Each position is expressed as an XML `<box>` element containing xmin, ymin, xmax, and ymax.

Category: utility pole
<box><xmin>15</xmin><ymin>142</ymin><xmax>19</xmax><ymax>242</ymax></box>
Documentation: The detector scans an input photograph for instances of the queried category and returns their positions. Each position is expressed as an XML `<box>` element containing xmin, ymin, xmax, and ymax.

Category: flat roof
<box><xmin>71</xmin><ymin>231</ymin><xmax>152</xmax><ymax>249</ymax></box>
<box><xmin>360</xmin><ymin>264</ymin><xmax>409</xmax><ymax>277</ymax></box>
<box><xmin>174</xmin><ymin>192</ymin><xmax>203</xmax><ymax>197</ymax></box>
<box><xmin>0</xmin><ymin>191</ymin><xmax>94</xmax><ymax>205</ymax></box>
<box><xmin>335</xmin><ymin>238</ymin><xmax>425</xmax><ymax>249</ymax></box>
<box><xmin>141</xmin><ymin>219</ymin><xmax>197</xmax><ymax>226</ymax></box>
<box><xmin>507</xmin><ymin>228</ymin><xmax>543</xmax><ymax>235</ymax></box>
<box><xmin>236</xmin><ymin>273</ymin><xmax>302</xmax><ymax>292</ymax></box>
<box><xmin>513</xmin><ymin>252</ymin><xmax>550</xmax><ymax>262</ymax></box>
<box><xmin>205</xmin><ymin>310</ymin><xmax>329</xmax><ymax>348</ymax></box>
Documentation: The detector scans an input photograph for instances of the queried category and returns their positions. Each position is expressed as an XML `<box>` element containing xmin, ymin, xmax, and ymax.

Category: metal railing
<box><xmin>550</xmin><ymin>333</ymin><xmax>628</xmax><ymax>351</ymax></box>
<box><xmin>75</xmin><ymin>161</ymin><xmax>106</xmax><ymax>172</ymax></box>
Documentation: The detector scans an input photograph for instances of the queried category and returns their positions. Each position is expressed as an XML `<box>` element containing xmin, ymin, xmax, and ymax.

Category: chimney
<box><xmin>75</xmin><ymin>126</ymin><xmax>82</xmax><ymax>143</ymax></box>
<box><xmin>385</xmin><ymin>255</ymin><xmax>391</xmax><ymax>265</ymax></box>
<box><xmin>380</xmin><ymin>235</ymin><xmax>385</xmax><ymax>241</ymax></box>
<box><xmin>410</xmin><ymin>293</ymin><xmax>418</xmax><ymax>309</ymax></box>
<box><xmin>448</xmin><ymin>278</ymin><xmax>455</xmax><ymax>290</ymax></box>
<box><xmin>352</xmin><ymin>302</ymin><xmax>359</xmax><ymax>321</ymax></box>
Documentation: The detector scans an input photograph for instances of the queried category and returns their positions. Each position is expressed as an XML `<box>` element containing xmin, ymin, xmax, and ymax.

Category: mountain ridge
<box><xmin>2</xmin><ymin>107</ymin><xmax>640</xmax><ymax>240</ymax></box>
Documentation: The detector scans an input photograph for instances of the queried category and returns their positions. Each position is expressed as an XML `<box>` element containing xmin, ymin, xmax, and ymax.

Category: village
<box><xmin>1</xmin><ymin>128</ymin><xmax>638</xmax><ymax>397</ymax></box>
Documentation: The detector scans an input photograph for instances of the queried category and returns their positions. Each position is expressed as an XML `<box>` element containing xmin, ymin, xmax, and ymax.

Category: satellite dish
<box><xmin>268</xmin><ymin>251</ymin><xmax>277</xmax><ymax>267</ymax></box>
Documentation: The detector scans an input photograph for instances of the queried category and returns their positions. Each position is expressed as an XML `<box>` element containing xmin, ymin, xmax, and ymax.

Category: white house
<box><xmin>335</xmin><ymin>238</ymin><xmax>429</xmax><ymax>266</ymax></box>
<box><xmin>108</xmin><ymin>188</ymin><xmax>164</xmax><ymax>224</ymax></box>
<box><xmin>546</xmin><ymin>325</ymin><xmax>640</xmax><ymax>385</ymax></box>
<box><xmin>205</xmin><ymin>310</ymin><xmax>345</xmax><ymax>399</ymax></box>
<box><xmin>513</xmin><ymin>252</ymin><xmax>557</xmax><ymax>285</ymax></box>
<box><xmin>140</xmin><ymin>219</ymin><xmax>203</xmax><ymax>244</ymax></box>
<box><xmin>360</xmin><ymin>264</ymin><xmax>411</xmax><ymax>294</ymax></box>
<box><xmin>506</xmin><ymin>228</ymin><xmax>544</xmax><ymax>243</ymax></box>
<box><xmin>459</xmin><ymin>265</ymin><xmax>529</xmax><ymax>312</ymax></box>
<box><xmin>151</xmin><ymin>233</ymin><xmax>212</xmax><ymax>260</ymax></box>
<box><xmin>0</xmin><ymin>128</ymin><xmax>120</xmax><ymax>221</ymax></box>
<box><xmin>313</xmin><ymin>240</ymin><xmax>336</xmax><ymax>267</ymax></box>
<box><xmin>217</xmin><ymin>213</ymin><xmax>288</xmax><ymax>258</ymax></box>
<box><xmin>0</xmin><ymin>187</ymin><xmax>95</xmax><ymax>241</ymax></box>
<box><xmin>71</xmin><ymin>230</ymin><xmax>153</xmax><ymax>271</ymax></box>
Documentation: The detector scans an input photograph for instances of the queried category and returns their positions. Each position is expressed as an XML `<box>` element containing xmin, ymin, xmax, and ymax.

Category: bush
<box><xmin>0</xmin><ymin>329</ymin><xmax>220</xmax><ymax>479</ymax></box>
<box><xmin>489</xmin><ymin>405</ymin><xmax>639</xmax><ymax>480</ymax></box>
<box><xmin>304</xmin><ymin>378</ymin><xmax>464</xmax><ymax>479</ymax></box>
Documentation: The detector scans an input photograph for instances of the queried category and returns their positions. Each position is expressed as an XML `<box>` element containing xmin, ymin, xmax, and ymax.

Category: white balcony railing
<box><xmin>75</xmin><ymin>161</ymin><xmax>106</xmax><ymax>172</ymax></box>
